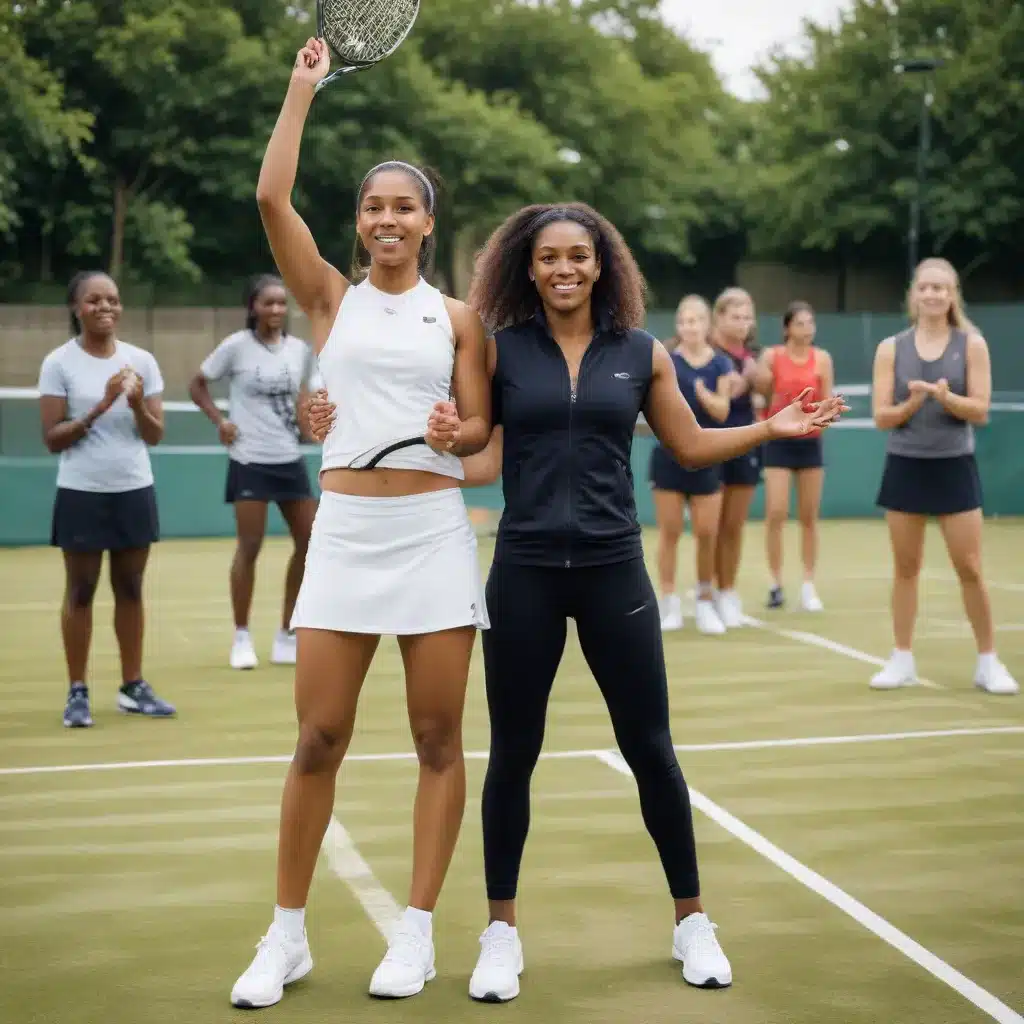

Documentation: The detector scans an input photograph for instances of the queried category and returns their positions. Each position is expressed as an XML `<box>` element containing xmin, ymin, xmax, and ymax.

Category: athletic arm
<box><xmin>872</xmin><ymin>338</ymin><xmax>926</xmax><ymax>430</ymax></box>
<box><xmin>129</xmin><ymin>393</ymin><xmax>164</xmax><ymax>445</ymax></box>
<box><xmin>937</xmin><ymin>333</ymin><xmax>990</xmax><ymax>424</ymax></box>
<box><xmin>645</xmin><ymin>343</ymin><xmax>772</xmax><ymax>468</ymax></box>
<box><xmin>256</xmin><ymin>45</ymin><xmax>346</xmax><ymax>338</ymax></box>
<box><xmin>39</xmin><ymin>395</ymin><xmax>112</xmax><ymax>453</ymax></box>
<box><xmin>752</xmin><ymin>347</ymin><xmax>775</xmax><ymax>397</ymax></box>
<box><xmin>189</xmin><ymin>371</ymin><xmax>226</xmax><ymax>429</ymax></box>
<box><xmin>460</xmin><ymin>426</ymin><xmax>503</xmax><ymax>487</ymax></box>
<box><xmin>446</xmin><ymin>300</ymin><xmax>491</xmax><ymax>457</ymax></box>
<box><xmin>818</xmin><ymin>349</ymin><xmax>834</xmax><ymax>400</ymax></box>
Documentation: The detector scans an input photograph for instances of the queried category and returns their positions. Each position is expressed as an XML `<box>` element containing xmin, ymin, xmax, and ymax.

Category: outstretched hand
<box><xmin>425</xmin><ymin>400</ymin><xmax>461</xmax><ymax>454</ymax></box>
<box><xmin>767</xmin><ymin>388</ymin><xmax>850</xmax><ymax>439</ymax></box>
<box><xmin>305</xmin><ymin>388</ymin><xmax>336</xmax><ymax>443</ymax></box>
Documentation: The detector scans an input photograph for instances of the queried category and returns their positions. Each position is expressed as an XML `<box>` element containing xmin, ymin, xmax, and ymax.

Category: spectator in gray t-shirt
<box><xmin>189</xmin><ymin>274</ymin><xmax>319</xmax><ymax>671</ymax></box>
<box><xmin>38</xmin><ymin>270</ymin><xmax>177</xmax><ymax>729</ymax></box>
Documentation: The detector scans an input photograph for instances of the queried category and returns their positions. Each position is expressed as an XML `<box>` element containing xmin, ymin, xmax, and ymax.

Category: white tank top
<box><xmin>318</xmin><ymin>277</ymin><xmax>464</xmax><ymax>479</ymax></box>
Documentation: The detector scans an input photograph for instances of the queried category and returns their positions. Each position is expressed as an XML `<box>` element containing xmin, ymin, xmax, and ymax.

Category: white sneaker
<box><xmin>715</xmin><ymin>590</ymin><xmax>745</xmax><ymax>629</ymax></box>
<box><xmin>870</xmin><ymin>652</ymin><xmax>918</xmax><ymax>690</ymax></box>
<box><xmin>660</xmin><ymin>594</ymin><xmax>684</xmax><ymax>631</ymax></box>
<box><xmin>230</xmin><ymin>631</ymin><xmax>259</xmax><ymax>671</ymax></box>
<box><xmin>271</xmin><ymin>628</ymin><xmax>297</xmax><ymax>665</ymax></box>
<box><xmin>800</xmin><ymin>581</ymin><xmax>824</xmax><ymax>612</ymax></box>
<box><xmin>230</xmin><ymin>925</ymin><xmax>313</xmax><ymax>1008</ymax></box>
<box><xmin>672</xmin><ymin>912</ymin><xmax>732</xmax><ymax>988</ymax></box>
<box><xmin>368</xmin><ymin>921</ymin><xmax>435</xmax><ymax>998</ymax></box>
<box><xmin>694</xmin><ymin>599</ymin><xmax>726</xmax><ymax>635</ymax></box>
<box><xmin>468</xmin><ymin>921</ymin><xmax>523</xmax><ymax>1003</ymax></box>
<box><xmin>975</xmin><ymin>659</ymin><xmax>1019</xmax><ymax>695</ymax></box>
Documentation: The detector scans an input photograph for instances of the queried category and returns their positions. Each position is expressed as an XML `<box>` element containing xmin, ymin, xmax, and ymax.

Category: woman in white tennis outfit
<box><xmin>230</xmin><ymin>37</ymin><xmax>491</xmax><ymax>1010</ymax></box>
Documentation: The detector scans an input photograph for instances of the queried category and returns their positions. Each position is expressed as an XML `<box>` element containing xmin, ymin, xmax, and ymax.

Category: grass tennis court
<box><xmin>1</xmin><ymin>520</ymin><xmax>1022</xmax><ymax>1023</ymax></box>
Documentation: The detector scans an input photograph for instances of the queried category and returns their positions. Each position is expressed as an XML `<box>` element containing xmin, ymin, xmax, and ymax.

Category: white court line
<box><xmin>2</xmin><ymin>725</ymin><xmax>1022</xmax><ymax>777</ymax></box>
<box><xmin>321</xmin><ymin>816</ymin><xmax>401</xmax><ymax>942</ymax></box>
<box><xmin>742</xmin><ymin>614</ymin><xmax>943</xmax><ymax>689</ymax></box>
<box><xmin>594</xmin><ymin>749</ymin><xmax>1024</xmax><ymax>1024</ymax></box>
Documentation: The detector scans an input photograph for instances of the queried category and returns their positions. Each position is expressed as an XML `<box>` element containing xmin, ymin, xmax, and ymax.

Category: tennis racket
<box><xmin>314</xmin><ymin>0</ymin><xmax>421</xmax><ymax>92</ymax></box>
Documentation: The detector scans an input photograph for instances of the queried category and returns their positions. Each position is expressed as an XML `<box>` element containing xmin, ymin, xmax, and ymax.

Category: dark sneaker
<box><xmin>766</xmin><ymin>585</ymin><xmax>785</xmax><ymax>609</ymax></box>
<box><xmin>63</xmin><ymin>685</ymin><xmax>93</xmax><ymax>728</ymax></box>
<box><xmin>117</xmin><ymin>680</ymin><xmax>176</xmax><ymax>718</ymax></box>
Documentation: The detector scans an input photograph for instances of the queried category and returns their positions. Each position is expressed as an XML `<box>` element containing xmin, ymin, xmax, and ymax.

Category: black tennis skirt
<box><xmin>648</xmin><ymin>445</ymin><xmax>721</xmax><ymax>496</ymax></box>
<box><xmin>763</xmin><ymin>436</ymin><xmax>824</xmax><ymax>471</ymax></box>
<box><xmin>225</xmin><ymin>457</ymin><xmax>313</xmax><ymax>504</ymax></box>
<box><xmin>51</xmin><ymin>485</ymin><xmax>160</xmax><ymax>553</ymax></box>
<box><xmin>876</xmin><ymin>453</ymin><xmax>983</xmax><ymax>517</ymax></box>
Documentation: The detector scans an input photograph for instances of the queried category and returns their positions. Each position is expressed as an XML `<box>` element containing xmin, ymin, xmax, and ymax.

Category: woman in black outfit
<box><xmin>306</xmin><ymin>202</ymin><xmax>846</xmax><ymax>1001</ymax></box>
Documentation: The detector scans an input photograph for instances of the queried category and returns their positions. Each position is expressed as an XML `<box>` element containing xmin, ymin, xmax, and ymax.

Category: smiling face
<box><xmin>911</xmin><ymin>261</ymin><xmax>956</xmax><ymax>323</ymax></box>
<box><xmin>528</xmin><ymin>219</ymin><xmax>600</xmax><ymax>317</ymax></box>
<box><xmin>72</xmin><ymin>274</ymin><xmax>121</xmax><ymax>339</ymax></box>
<box><xmin>356</xmin><ymin>169</ymin><xmax>434</xmax><ymax>269</ymax></box>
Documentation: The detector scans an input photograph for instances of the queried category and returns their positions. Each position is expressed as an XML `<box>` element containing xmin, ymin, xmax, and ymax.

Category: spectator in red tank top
<box><xmin>754</xmin><ymin>301</ymin><xmax>833</xmax><ymax>612</ymax></box>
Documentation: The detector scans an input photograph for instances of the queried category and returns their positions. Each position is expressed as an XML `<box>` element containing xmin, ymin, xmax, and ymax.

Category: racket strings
<box><xmin>321</xmin><ymin>0</ymin><xmax>418</xmax><ymax>62</ymax></box>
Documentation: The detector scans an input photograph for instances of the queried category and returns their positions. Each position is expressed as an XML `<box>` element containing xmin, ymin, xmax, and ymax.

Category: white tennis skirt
<box><xmin>290</xmin><ymin>487</ymin><xmax>490</xmax><ymax>635</ymax></box>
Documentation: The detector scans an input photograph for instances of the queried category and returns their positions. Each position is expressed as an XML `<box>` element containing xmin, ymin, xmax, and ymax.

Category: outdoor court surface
<box><xmin>1</xmin><ymin>519</ymin><xmax>1022</xmax><ymax>1024</ymax></box>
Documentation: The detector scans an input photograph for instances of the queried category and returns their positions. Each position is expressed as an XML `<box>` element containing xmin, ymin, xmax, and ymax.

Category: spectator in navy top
<box><xmin>710</xmin><ymin>286</ymin><xmax>761</xmax><ymax>628</ymax></box>
<box><xmin>648</xmin><ymin>294</ymin><xmax>734</xmax><ymax>635</ymax></box>
<box><xmin>307</xmin><ymin>202</ymin><xmax>846</xmax><ymax>1001</ymax></box>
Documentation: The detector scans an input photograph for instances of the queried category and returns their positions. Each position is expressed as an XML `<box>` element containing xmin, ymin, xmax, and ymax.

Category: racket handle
<box><xmin>315</xmin><ymin>65</ymin><xmax>360</xmax><ymax>92</ymax></box>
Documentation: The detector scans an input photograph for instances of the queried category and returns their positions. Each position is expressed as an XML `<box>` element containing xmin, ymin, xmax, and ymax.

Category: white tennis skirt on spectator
<box><xmin>290</xmin><ymin>487</ymin><xmax>490</xmax><ymax>635</ymax></box>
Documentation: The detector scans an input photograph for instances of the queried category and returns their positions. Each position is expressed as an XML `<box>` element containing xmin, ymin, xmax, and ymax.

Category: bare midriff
<box><xmin>319</xmin><ymin>466</ymin><xmax>458</xmax><ymax>498</ymax></box>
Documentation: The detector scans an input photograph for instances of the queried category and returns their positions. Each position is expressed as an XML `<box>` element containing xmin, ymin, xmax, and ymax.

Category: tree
<box><xmin>0</xmin><ymin>6</ymin><xmax>92</xmax><ymax>282</ymax></box>
<box><xmin>746</xmin><ymin>0</ymin><xmax>1024</xmax><ymax>279</ymax></box>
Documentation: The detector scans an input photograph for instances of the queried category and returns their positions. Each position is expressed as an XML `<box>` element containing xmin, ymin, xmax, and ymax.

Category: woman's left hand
<box><xmin>425</xmin><ymin>400</ymin><xmax>461</xmax><ymax>453</ymax></box>
<box><xmin>305</xmin><ymin>388</ymin><xmax>337</xmax><ymax>442</ymax></box>
<box><xmin>767</xmin><ymin>388</ymin><xmax>850</xmax><ymax>439</ymax></box>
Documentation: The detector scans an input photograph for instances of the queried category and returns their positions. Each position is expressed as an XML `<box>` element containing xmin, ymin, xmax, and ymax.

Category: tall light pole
<box><xmin>894</xmin><ymin>57</ymin><xmax>943</xmax><ymax>281</ymax></box>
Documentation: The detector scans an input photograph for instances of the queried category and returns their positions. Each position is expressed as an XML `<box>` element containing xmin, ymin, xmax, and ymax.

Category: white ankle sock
<box><xmin>402</xmin><ymin>905</ymin><xmax>433</xmax><ymax>936</ymax></box>
<box><xmin>977</xmin><ymin>651</ymin><xmax>997</xmax><ymax>673</ymax></box>
<box><xmin>273</xmin><ymin>905</ymin><xmax>306</xmax><ymax>941</ymax></box>
<box><xmin>234</xmin><ymin>627</ymin><xmax>250</xmax><ymax>643</ymax></box>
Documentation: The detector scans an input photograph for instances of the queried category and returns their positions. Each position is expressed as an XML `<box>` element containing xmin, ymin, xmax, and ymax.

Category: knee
<box><xmin>411</xmin><ymin>717</ymin><xmax>462</xmax><ymax>774</ymax></box>
<box><xmin>892</xmin><ymin>552</ymin><xmax>922</xmax><ymax>582</ymax></box>
<box><xmin>765</xmin><ymin>506</ymin><xmax>787</xmax><ymax>529</ymax></box>
<box><xmin>798</xmin><ymin>512</ymin><xmax>817</xmax><ymax>532</ymax></box>
<box><xmin>110</xmin><ymin>569</ymin><xmax>144</xmax><ymax>603</ymax></box>
<box><xmin>293</xmin><ymin>721</ymin><xmax>350</xmax><ymax>775</ymax></box>
<box><xmin>236</xmin><ymin>535</ymin><xmax>263</xmax><ymax>563</ymax></box>
<box><xmin>659</xmin><ymin>526</ymin><xmax>682</xmax><ymax>547</ymax></box>
<box><xmin>692</xmin><ymin>522</ymin><xmax>717</xmax><ymax>546</ymax></box>
<box><xmin>952</xmin><ymin>555</ymin><xmax>983</xmax><ymax>586</ymax></box>
<box><xmin>66</xmin><ymin>576</ymin><xmax>99</xmax><ymax>609</ymax></box>
<box><xmin>620</xmin><ymin>728</ymin><xmax>681</xmax><ymax>780</ymax></box>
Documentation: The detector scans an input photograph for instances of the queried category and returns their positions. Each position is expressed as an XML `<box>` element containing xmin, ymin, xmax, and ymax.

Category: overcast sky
<box><xmin>660</xmin><ymin>0</ymin><xmax>851</xmax><ymax>99</ymax></box>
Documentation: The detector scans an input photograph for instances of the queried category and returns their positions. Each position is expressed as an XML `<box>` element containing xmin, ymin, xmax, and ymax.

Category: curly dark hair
<box><xmin>467</xmin><ymin>202</ymin><xmax>647</xmax><ymax>334</ymax></box>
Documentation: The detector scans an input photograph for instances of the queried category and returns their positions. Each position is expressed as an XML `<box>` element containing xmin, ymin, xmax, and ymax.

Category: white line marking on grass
<box><xmin>321</xmin><ymin>816</ymin><xmax>402</xmax><ymax>942</ymax></box>
<box><xmin>742</xmin><ymin>615</ymin><xmax>943</xmax><ymax>689</ymax></box>
<box><xmin>594</xmin><ymin>749</ymin><xmax>1024</xmax><ymax>1024</ymax></box>
<box><xmin>1</xmin><ymin>726</ymin><xmax>1022</xmax><ymax>777</ymax></box>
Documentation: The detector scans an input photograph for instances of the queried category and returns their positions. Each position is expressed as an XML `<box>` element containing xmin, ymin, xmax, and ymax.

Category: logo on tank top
<box><xmin>384</xmin><ymin>307</ymin><xmax>397</xmax><ymax>315</ymax></box>
<box><xmin>613</xmin><ymin>372</ymin><xmax>631</xmax><ymax>380</ymax></box>
<box><xmin>423</xmin><ymin>316</ymin><xmax>436</xmax><ymax>323</ymax></box>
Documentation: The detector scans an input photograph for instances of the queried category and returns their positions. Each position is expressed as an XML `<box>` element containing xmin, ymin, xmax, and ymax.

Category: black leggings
<box><xmin>481</xmin><ymin>557</ymin><xmax>700</xmax><ymax>901</ymax></box>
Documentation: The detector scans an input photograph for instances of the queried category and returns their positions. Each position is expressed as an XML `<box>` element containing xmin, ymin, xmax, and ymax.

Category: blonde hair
<box><xmin>677</xmin><ymin>293</ymin><xmax>711</xmax><ymax>320</ymax></box>
<box><xmin>907</xmin><ymin>258</ymin><xmax>974</xmax><ymax>331</ymax></box>
<box><xmin>712</xmin><ymin>286</ymin><xmax>756</xmax><ymax>348</ymax></box>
